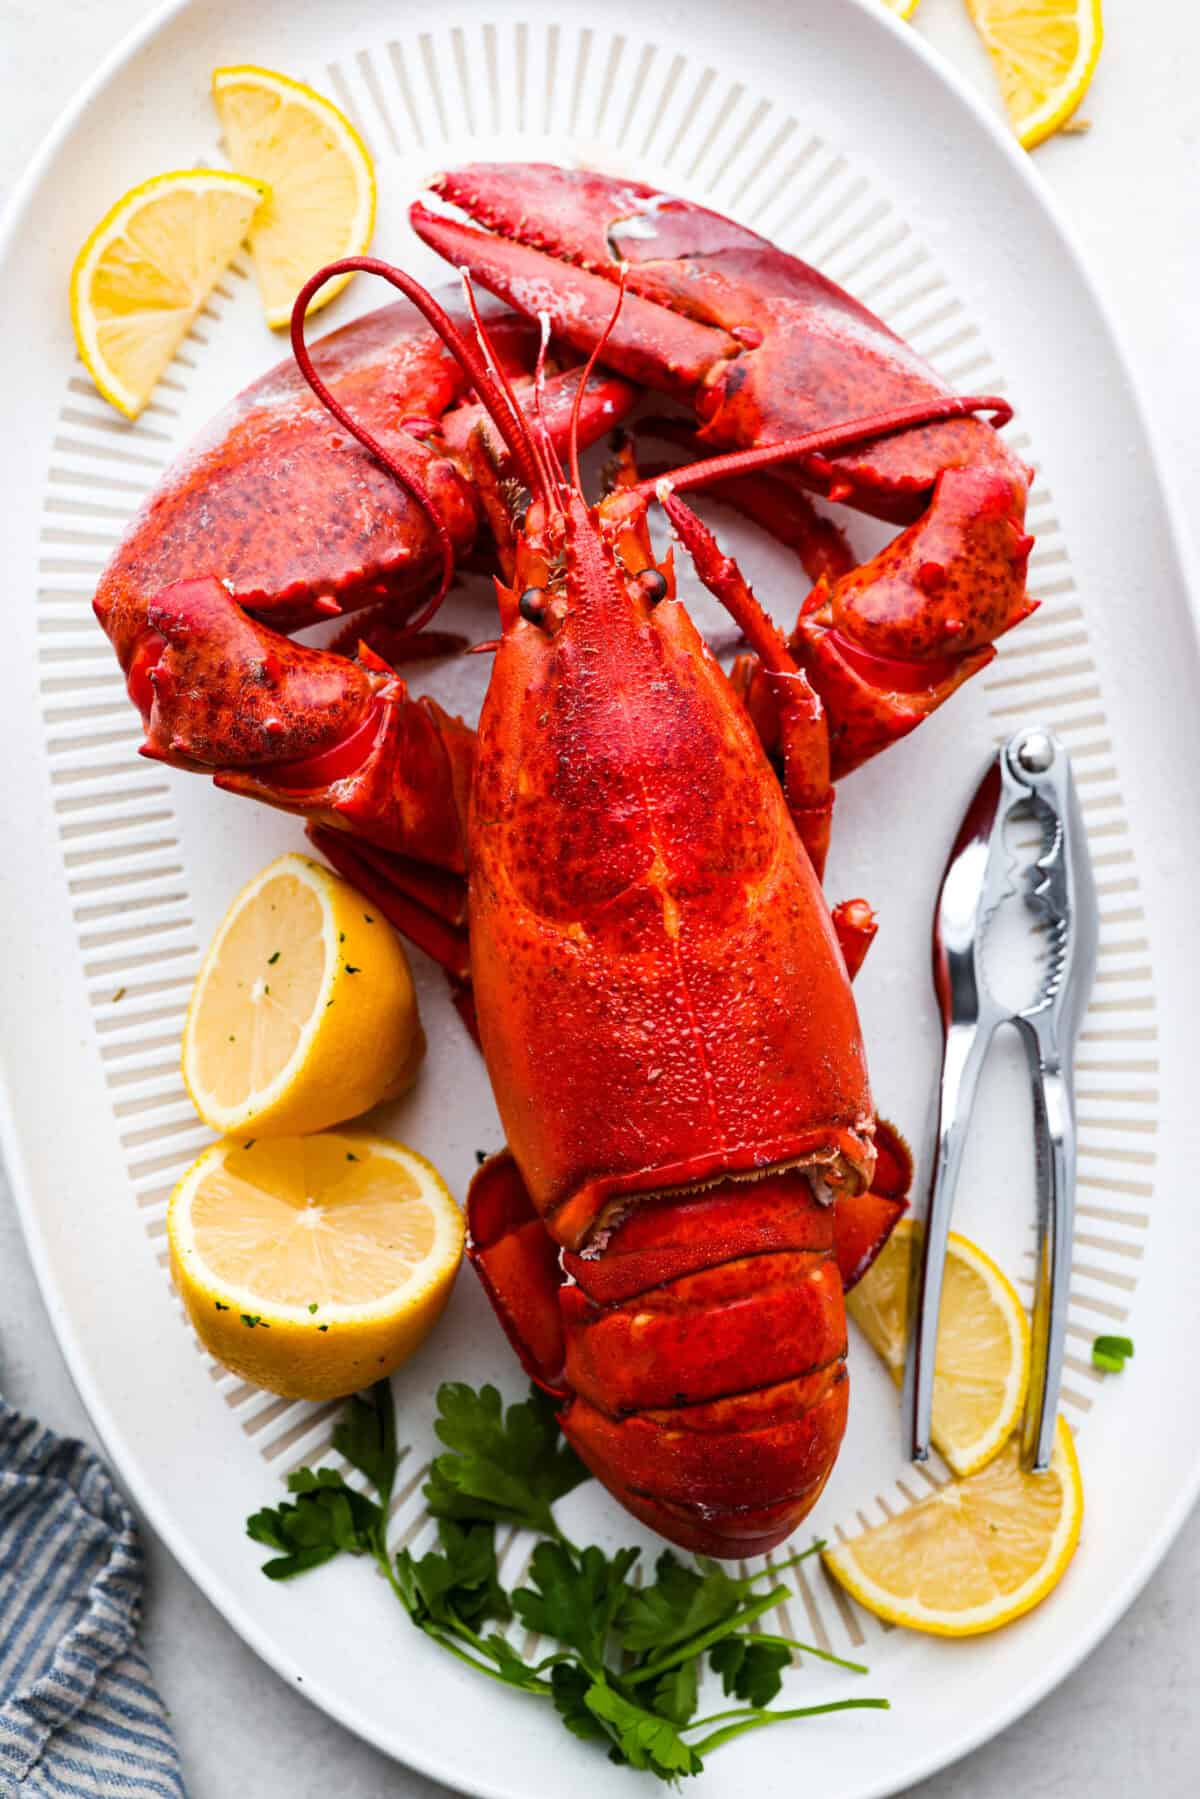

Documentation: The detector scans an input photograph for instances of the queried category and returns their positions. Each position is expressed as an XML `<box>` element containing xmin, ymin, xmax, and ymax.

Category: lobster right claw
<box><xmin>412</xmin><ymin>164</ymin><xmax>1036</xmax><ymax>774</ymax></box>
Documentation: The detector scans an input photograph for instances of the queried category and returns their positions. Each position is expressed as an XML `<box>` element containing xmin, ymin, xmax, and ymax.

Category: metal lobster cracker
<box><xmin>907</xmin><ymin>727</ymin><xmax>1099</xmax><ymax>1474</ymax></box>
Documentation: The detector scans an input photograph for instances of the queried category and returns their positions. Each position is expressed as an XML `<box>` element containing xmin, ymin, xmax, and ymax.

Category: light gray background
<box><xmin>2</xmin><ymin>0</ymin><xmax>1197</xmax><ymax>1793</ymax></box>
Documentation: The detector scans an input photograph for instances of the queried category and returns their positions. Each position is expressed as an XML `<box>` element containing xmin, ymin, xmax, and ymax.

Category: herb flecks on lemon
<box><xmin>71</xmin><ymin>170</ymin><xmax>265</xmax><ymax>418</ymax></box>
<box><xmin>183</xmin><ymin>852</ymin><xmax>423</xmax><ymax>1139</ymax></box>
<box><xmin>848</xmin><ymin>1220</ymin><xmax>1029</xmax><ymax>1477</ymax></box>
<box><xmin>211</xmin><ymin>65</ymin><xmax>375</xmax><ymax>328</ymax></box>
<box><xmin>823</xmin><ymin>1418</ymin><xmax>1082</xmax><ymax>1635</ymax></box>
<box><xmin>169</xmin><ymin>1133</ymin><xmax>463</xmax><ymax>1399</ymax></box>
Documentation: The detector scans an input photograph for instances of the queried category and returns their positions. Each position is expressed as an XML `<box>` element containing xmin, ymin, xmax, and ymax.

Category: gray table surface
<box><xmin>3</xmin><ymin>1</ymin><xmax>1199</xmax><ymax>1793</ymax></box>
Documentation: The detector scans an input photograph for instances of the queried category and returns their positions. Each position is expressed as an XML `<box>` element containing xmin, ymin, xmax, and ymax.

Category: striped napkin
<box><xmin>0</xmin><ymin>1399</ymin><xmax>186</xmax><ymax>1796</ymax></box>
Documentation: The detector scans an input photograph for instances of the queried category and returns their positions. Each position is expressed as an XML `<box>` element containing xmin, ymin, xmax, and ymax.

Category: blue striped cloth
<box><xmin>0</xmin><ymin>1399</ymin><xmax>185</xmax><ymax>1796</ymax></box>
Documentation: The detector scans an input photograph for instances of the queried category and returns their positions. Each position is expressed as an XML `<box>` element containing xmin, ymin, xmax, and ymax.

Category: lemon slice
<box><xmin>966</xmin><ymin>0</ymin><xmax>1103</xmax><ymax>149</ymax></box>
<box><xmin>169</xmin><ymin>1133</ymin><xmax>464</xmax><ymax>1398</ymax></box>
<box><xmin>70</xmin><ymin>170</ymin><xmax>266</xmax><ymax>419</ymax></box>
<box><xmin>183</xmin><ymin>852</ymin><xmax>424</xmax><ymax>1138</ymax></box>
<box><xmin>848</xmin><ymin>1220</ymin><xmax>1029</xmax><ymax>1476</ymax></box>
<box><xmin>823</xmin><ymin>1418</ymin><xmax>1082</xmax><ymax>1634</ymax></box>
<box><xmin>211</xmin><ymin>65</ymin><xmax>375</xmax><ymax>328</ymax></box>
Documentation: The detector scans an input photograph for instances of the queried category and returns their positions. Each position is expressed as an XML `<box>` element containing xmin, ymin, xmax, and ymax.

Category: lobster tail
<box><xmin>468</xmin><ymin>1151</ymin><xmax>910</xmax><ymax>1557</ymax></box>
<box><xmin>560</xmin><ymin>1171</ymin><xmax>847</xmax><ymax>1556</ymax></box>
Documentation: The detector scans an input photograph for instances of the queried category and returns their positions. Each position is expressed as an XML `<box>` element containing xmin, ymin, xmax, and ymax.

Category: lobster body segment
<box><xmin>469</xmin><ymin>492</ymin><xmax>874</xmax><ymax>1252</ymax></box>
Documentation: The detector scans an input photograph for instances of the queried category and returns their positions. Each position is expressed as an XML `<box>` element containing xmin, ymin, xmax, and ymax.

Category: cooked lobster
<box><xmin>91</xmin><ymin>165</ymin><xmax>1036</xmax><ymax>1557</ymax></box>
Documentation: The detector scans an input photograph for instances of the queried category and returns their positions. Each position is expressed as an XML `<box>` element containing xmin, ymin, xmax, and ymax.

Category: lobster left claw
<box><xmin>412</xmin><ymin>164</ymin><xmax>1036</xmax><ymax>773</ymax></box>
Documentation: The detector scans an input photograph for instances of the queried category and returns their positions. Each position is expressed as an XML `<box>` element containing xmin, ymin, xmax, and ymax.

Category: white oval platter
<box><xmin>2</xmin><ymin>1</ymin><xmax>1200</xmax><ymax>1795</ymax></box>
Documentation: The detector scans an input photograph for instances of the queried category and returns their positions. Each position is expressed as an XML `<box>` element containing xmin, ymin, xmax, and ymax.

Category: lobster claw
<box><xmin>412</xmin><ymin>165</ymin><xmax>1036</xmax><ymax>776</ymax></box>
<box><xmin>412</xmin><ymin>163</ymin><xmax>1030</xmax><ymax>514</ymax></box>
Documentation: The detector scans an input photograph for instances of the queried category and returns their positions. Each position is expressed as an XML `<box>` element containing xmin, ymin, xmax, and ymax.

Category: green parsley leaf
<box><xmin>214</xmin><ymin>1301</ymin><xmax>229</xmax><ymax>1312</ymax></box>
<box><xmin>550</xmin><ymin>1662</ymin><xmax>609</xmax><ymax>1744</ymax></box>
<box><xmin>513</xmin><ymin>1541</ymin><xmax>639</xmax><ymax>1664</ymax></box>
<box><xmin>424</xmin><ymin>1383</ymin><xmax>589</xmax><ymax>1536</ymax></box>
<box><xmin>394</xmin><ymin>1519</ymin><xmax>510</xmax><ymax>1631</ymax></box>
<box><xmin>649</xmin><ymin>1655</ymin><xmax>699</xmax><ymax>1727</ymax></box>
<box><xmin>709</xmin><ymin>1636</ymin><xmax>792</xmax><ymax>1707</ymax></box>
<box><xmin>616</xmin><ymin>1551</ymin><xmax>745</xmax><ymax>1656</ymax></box>
<box><xmin>1092</xmin><ymin>1333</ymin><xmax>1134</xmax><ymax>1372</ymax></box>
<box><xmin>344</xmin><ymin>963</ymin><xmax>361</xmax><ymax>975</ymax></box>
<box><xmin>332</xmin><ymin>1380</ymin><xmax>398</xmax><ymax>1507</ymax></box>
<box><xmin>583</xmin><ymin>1682</ymin><xmax>702</xmax><ymax>1779</ymax></box>
<box><xmin>246</xmin><ymin>1466</ymin><xmax>380</xmax><ymax>1579</ymax></box>
<box><xmin>307</xmin><ymin>1302</ymin><xmax>319</xmax><ymax>1314</ymax></box>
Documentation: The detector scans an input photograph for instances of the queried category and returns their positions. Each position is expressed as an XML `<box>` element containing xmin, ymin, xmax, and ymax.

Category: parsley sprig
<box><xmin>246</xmin><ymin>1380</ymin><xmax>887</xmax><ymax>1780</ymax></box>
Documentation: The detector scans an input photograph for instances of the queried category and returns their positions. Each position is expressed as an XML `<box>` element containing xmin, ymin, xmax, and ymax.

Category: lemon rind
<box><xmin>70</xmin><ymin>168</ymin><xmax>266</xmax><ymax>418</ymax></box>
<box><xmin>969</xmin><ymin>0</ymin><xmax>1104</xmax><ymax>152</ymax></box>
<box><xmin>850</xmin><ymin>1219</ymin><xmax>1032</xmax><ymax>1476</ymax></box>
<box><xmin>168</xmin><ymin>1133</ymin><xmax>464</xmax><ymax>1326</ymax></box>
<box><xmin>937</xmin><ymin>1230</ymin><xmax>1031</xmax><ymax>1476</ymax></box>
<box><xmin>182</xmin><ymin>852</ymin><xmax>339</xmax><ymax>1133</ymax></box>
<box><xmin>823</xmin><ymin>1419</ymin><xmax>1082</xmax><ymax>1636</ymax></box>
<box><xmin>211</xmin><ymin>64</ymin><xmax>376</xmax><ymax>329</ymax></box>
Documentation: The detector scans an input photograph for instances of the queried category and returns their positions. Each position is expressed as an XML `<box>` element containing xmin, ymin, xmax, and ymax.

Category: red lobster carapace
<box><xmin>90</xmin><ymin>167</ymin><xmax>1036</xmax><ymax>1556</ymax></box>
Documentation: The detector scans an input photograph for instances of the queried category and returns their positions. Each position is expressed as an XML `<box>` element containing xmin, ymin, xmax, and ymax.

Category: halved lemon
<box><xmin>169</xmin><ymin>1133</ymin><xmax>464</xmax><ymax>1398</ymax></box>
<box><xmin>70</xmin><ymin>169</ymin><xmax>266</xmax><ymax>418</ymax></box>
<box><xmin>847</xmin><ymin>1220</ymin><xmax>1029</xmax><ymax>1477</ymax></box>
<box><xmin>823</xmin><ymin>1418</ymin><xmax>1082</xmax><ymax>1634</ymax></box>
<box><xmin>183</xmin><ymin>852</ymin><xmax>424</xmax><ymax>1138</ymax></box>
<box><xmin>211</xmin><ymin>65</ymin><xmax>375</xmax><ymax>328</ymax></box>
<box><xmin>966</xmin><ymin>0</ymin><xmax>1103</xmax><ymax>150</ymax></box>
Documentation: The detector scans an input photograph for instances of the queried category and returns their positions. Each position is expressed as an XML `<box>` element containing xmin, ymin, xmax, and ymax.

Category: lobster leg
<box><xmin>641</xmin><ymin>420</ymin><xmax>1037</xmax><ymax>779</ymax></box>
<box><xmin>658</xmin><ymin>491</ymin><xmax>835</xmax><ymax>875</ymax></box>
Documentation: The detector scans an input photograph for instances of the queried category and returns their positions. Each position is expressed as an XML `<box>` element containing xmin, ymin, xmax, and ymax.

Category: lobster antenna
<box><xmin>459</xmin><ymin>273</ymin><xmax>563</xmax><ymax>515</ymax></box>
<box><xmin>291</xmin><ymin>258</ymin><xmax>550</xmax><ymax>540</ymax></box>
<box><xmin>568</xmin><ymin>263</ymin><xmax>629</xmax><ymax>498</ymax></box>
<box><xmin>638</xmin><ymin>394</ymin><xmax>1015</xmax><ymax>502</ymax></box>
<box><xmin>530</xmin><ymin>313</ymin><xmax>568</xmax><ymax>505</ymax></box>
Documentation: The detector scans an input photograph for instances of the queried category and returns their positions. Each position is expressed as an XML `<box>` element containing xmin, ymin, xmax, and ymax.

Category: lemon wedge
<box><xmin>848</xmin><ymin>1220</ymin><xmax>1029</xmax><ymax>1477</ymax></box>
<box><xmin>211</xmin><ymin>65</ymin><xmax>375</xmax><ymax>328</ymax></box>
<box><xmin>966</xmin><ymin>0</ymin><xmax>1103</xmax><ymax>149</ymax></box>
<box><xmin>70</xmin><ymin>169</ymin><xmax>266</xmax><ymax>419</ymax></box>
<box><xmin>823</xmin><ymin>1418</ymin><xmax>1082</xmax><ymax>1634</ymax></box>
<box><xmin>183</xmin><ymin>852</ymin><xmax>424</xmax><ymax>1139</ymax></box>
<box><xmin>169</xmin><ymin>1133</ymin><xmax>463</xmax><ymax>1398</ymax></box>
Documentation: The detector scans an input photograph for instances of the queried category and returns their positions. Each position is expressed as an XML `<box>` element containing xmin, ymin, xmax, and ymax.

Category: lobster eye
<box><xmin>518</xmin><ymin>586</ymin><xmax>547</xmax><ymax>623</ymax></box>
<box><xmin>635</xmin><ymin>567</ymin><xmax>668</xmax><ymax>606</ymax></box>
